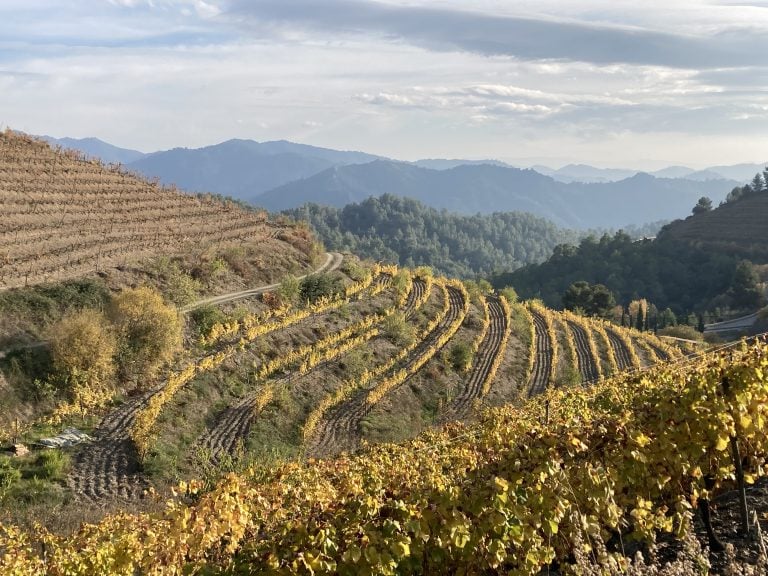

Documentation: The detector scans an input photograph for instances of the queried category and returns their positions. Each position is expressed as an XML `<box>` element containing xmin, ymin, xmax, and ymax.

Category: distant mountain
<box><xmin>412</xmin><ymin>158</ymin><xmax>513</xmax><ymax>170</ymax></box>
<box><xmin>651</xmin><ymin>166</ymin><xmax>695</xmax><ymax>179</ymax></box>
<box><xmin>694</xmin><ymin>163</ymin><xmax>767</xmax><ymax>183</ymax></box>
<box><xmin>533</xmin><ymin>164</ymin><xmax>638</xmax><ymax>183</ymax></box>
<box><xmin>256</xmin><ymin>160</ymin><xmax>737</xmax><ymax>229</ymax></box>
<box><xmin>685</xmin><ymin>169</ymin><xmax>734</xmax><ymax>182</ymax></box>
<box><xmin>529</xmin><ymin>162</ymin><xmax>766</xmax><ymax>184</ymax></box>
<box><xmin>42</xmin><ymin>136</ymin><xmax>146</xmax><ymax>164</ymax></box>
<box><xmin>127</xmin><ymin>139</ymin><xmax>383</xmax><ymax>200</ymax></box>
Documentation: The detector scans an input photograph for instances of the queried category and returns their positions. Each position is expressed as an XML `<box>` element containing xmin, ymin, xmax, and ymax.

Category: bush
<box><xmin>382</xmin><ymin>312</ymin><xmax>415</xmax><ymax>347</ymax></box>
<box><xmin>35</xmin><ymin>450</ymin><xmax>70</xmax><ymax>480</ymax></box>
<box><xmin>189</xmin><ymin>305</ymin><xmax>227</xmax><ymax>337</ymax></box>
<box><xmin>449</xmin><ymin>341</ymin><xmax>473</xmax><ymax>373</ymax></box>
<box><xmin>499</xmin><ymin>286</ymin><xmax>518</xmax><ymax>304</ymax></box>
<box><xmin>49</xmin><ymin>308</ymin><xmax>117</xmax><ymax>400</ymax></box>
<box><xmin>657</xmin><ymin>325</ymin><xmax>704</xmax><ymax>342</ymax></box>
<box><xmin>0</xmin><ymin>457</ymin><xmax>21</xmax><ymax>499</ymax></box>
<box><xmin>341</xmin><ymin>261</ymin><xmax>367</xmax><ymax>282</ymax></box>
<box><xmin>277</xmin><ymin>274</ymin><xmax>300</xmax><ymax>306</ymax></box>
<box><xmin>109</xmin><ymin>287</ymin><xmax>182</xmax><ymax>383</ymax></box>
<box><xmin>299</xmin><ymin>274</ymin><xmax>340</xmax><ymax>304</ymax></box>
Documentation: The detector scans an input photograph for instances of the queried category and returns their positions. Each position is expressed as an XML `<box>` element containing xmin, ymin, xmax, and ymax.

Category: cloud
<box><xmin>223</xmin><ymin>0</ymin><xmax>768</xmax><ymax>69</ymax></box>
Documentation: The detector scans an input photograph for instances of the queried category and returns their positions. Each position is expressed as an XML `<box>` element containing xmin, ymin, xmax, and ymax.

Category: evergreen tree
<box><xmin>692</xmin><ymin>196</ymin><xmax>713</xmax><ymax>215</ymax></box>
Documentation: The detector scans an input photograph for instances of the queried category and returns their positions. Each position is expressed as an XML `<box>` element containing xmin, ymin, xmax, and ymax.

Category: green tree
<box><xmin>729</xmin><ymin>260</ymin><xmax>764</xmax><ymax>309</ymax></box>
<box><xmin>299</xmin><ymin>273</ymin><xmax>340</xmax><ymax>303</ymax></box>
<box><xmin>562</xmin><ymin>281</ymin><xmax>615</xmax><ymax>317</ymax></box>
<box><xmin>692</xmin><ymin>196</ymin><xmax>712</xmax><ymax>215</ymax></box>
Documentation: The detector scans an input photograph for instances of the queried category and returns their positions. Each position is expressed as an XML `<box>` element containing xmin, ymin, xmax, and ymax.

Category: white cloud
<box><xmin>0</xmin><ymin>1</ymin><xmax>766</xmax><ymax>168</ymax></box>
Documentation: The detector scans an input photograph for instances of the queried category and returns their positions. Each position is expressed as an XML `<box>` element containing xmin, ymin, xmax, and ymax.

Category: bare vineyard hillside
<box><xmin>0</xmin><ymin>130</ymin><xmax>298</xmax><ymax>289</ymax></box>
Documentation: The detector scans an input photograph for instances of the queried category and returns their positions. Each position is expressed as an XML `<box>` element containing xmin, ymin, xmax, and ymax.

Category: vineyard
<box><xmin>15</xmin><ymin>257</ymin><xmax>683</xmax><ymax>519</ymax></box>
<box><xmin>4</xmin><ymin>128</ymin><xmax>756</xmax><ymax>572</ymax></box>
<box><xmin>0</xmin><ymin>130</ymin><xmax>302</xmax><ymax>289</ymax></box>
<box><xmin>2</xmin><ymin>332</ymin><xmax>766</xmax><ymax>574</ymax></box>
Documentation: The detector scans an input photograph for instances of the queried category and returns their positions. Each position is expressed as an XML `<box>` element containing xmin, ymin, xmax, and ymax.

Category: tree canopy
<box><xmin>494</xmin><ymin>231</ymin><xmax>765</xmax><ymax>316</ymax></box>
<box><xmin>284</xmin><ymin>194</ymin><xmax>583</xmax><ymax>278</ymax></box>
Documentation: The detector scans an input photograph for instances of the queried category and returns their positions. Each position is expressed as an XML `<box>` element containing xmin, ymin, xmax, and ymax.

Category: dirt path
<box><xmin>605</xmin><ymin>327</ymin><xmax>633</xmax><ymax>371</ymax></box>
<box><xmin>182</xmin><ymin>252</ymin><xmax>343</xmax><ymax>312</ymax></box>
<box><xmin>66</xmin><ymin>389</ymin><xmax>156</xmax><ymax>503</ymax></box>
<box><xmin>307</xmin><ymin>284</ymin><xmax>465</xmax><ymax>459</ymax></box>
<box><xmin>646</xmin><ymin>340</ymin><xmax>670</xmax><ymax>362</ymax></box>
<box><xmin>447</xmin><ymin>297</ymin><xmax>508</xmax><ymax>418</ymax></box>
<box><xmin>567</xmin><ymin>320</ymin><xmax>600</xmax><ymax>383</ymax></box>
<box><xmin>527</xmin><ymin>309</ymin><xmax>552</xmax><ymax>396</ymax></box>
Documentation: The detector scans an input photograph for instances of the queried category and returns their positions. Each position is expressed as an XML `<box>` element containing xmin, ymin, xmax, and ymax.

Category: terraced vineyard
<box><xmin>527</xmin><ymin>307</ymin><xmax>553</xmax><ymax>395</ymax></box>
<box><xmin>447</xmin><ymin>296</ymin><xmax>511</xmax><ymax>418</ymax></box>
<box><xmin>0</xmin><ymin>130</ymin><xmax>300</xmax><ymax>288</ymax></box>
<box><xmin>51</xmin><ymin>256</ymin><xmax>691</xmax><ymax>508</ymax></box>
<box><xmin>307</xmin><ymin>281</ymin><xmax>468</xmax><ymax>458</ymax></box>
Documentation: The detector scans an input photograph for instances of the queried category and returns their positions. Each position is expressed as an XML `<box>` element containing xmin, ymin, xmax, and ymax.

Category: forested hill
<box><xmin>494</xmin><ymin>179</ymin><xmax>768</xmax><ymax>315</ymax></box>
<box><xmin>260</xmin><ymin>160</ymin><xmax>735</xmax><ymax>229</ymax></box>
<box><xmin>657</xmin><ymin>180</ymin><xmax>768</xmax><ymax>261</ymax></box>
<box><xmin>284</xmin><ymin>194</ymin><xmax>581</xmax><ymax>278</ymax></box>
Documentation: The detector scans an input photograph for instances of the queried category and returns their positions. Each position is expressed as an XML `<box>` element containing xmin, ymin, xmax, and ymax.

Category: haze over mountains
<box><xmin>42</xmin><ymin>135</ymin><xmax>762</xmax><ymax>229</ymax></box>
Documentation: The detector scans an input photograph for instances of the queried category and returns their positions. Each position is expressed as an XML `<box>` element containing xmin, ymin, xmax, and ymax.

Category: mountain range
<box><xmin>42</xmin><ymin>135</ymin><xmax>761</xmax><ymax>229</ymax></box>
<box><xmin>261</xmin><ymin>161</ymin><xmax>736</xmax><ymax>229</ymax></box>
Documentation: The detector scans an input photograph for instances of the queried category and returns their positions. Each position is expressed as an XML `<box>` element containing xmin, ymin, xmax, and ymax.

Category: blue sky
<box><xmin>1</xmin><ymin>0</ymin><xmax>767</xmax><ymax>168</ymax></box>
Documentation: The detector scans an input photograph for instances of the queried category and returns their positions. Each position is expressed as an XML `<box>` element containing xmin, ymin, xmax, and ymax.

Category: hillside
<box><xmin>0</xmin><ymin>252</ymin><xmax>683</xmax><ymax>526</ymax></box>
<box><xmin>257</xmin><ymin>160</ymin><xmax>736</xmax><ymax>229</ymax></box>
<box><xmin>3</xmin><ymin>270</ymin><xmax>763</xmax><ymax>572</ymax></box>
<box><xmin>285</xmin><ymin>194</ymin><xmax>583</xmax><ymax>277</ymax></box>
<box><xmin>499</xmin><ymin>184</ymin><xmax>768</xmax><ymax>316</ymax></box>
<box><xmin>658</xmin><ymin>189</ymin><xmax>768</xmax><ymax>261</ymax></box>
<box><xmin>0</xmin><ymin>130</ymin><xmax>310</xmax><ymax>290</ymax></box>
<box><xmin>127</xmin><ymin>139</ymin><xmax>381</xmax><ymax>199</ymax></box>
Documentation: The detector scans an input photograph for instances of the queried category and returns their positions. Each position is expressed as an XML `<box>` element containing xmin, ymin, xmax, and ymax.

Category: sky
<box><xmin>1</xmin><ymin>0</ymin><xmax>768</xmax><ymax>169</ymax></box>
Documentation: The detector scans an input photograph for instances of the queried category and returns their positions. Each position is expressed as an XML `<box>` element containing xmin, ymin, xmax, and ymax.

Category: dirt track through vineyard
<box><xmin>567</xmin><ymin>320</ymin><xmax>600</xmax><ymax>382</ymax></box>
<box><xmin>605</xmin><ymin>328</ymin><xmax>633</xmax><ymax>371</ymax></box>
<box><xmin>66</xmin><ymin>389</ymin><xmax>156</xmax><ymax>503</ymax></box>
<box><xmin>527</xmin><ymin>309</ymin><xmax>552</xmax><ymax>396</ymax></box>
<box><xmin>647</xmin><ymin>341</ymin><xmax>670</xmax><ymax>362</ymax></box>
<box><xmin>307</xmin><ymin>284</ymin><xmax>465</xmax><ymax>458</ymax></box>
<box><xmin>448</xmin><ymin>297</ymin><xmax>508</xmax><ymax>418</ymax></box>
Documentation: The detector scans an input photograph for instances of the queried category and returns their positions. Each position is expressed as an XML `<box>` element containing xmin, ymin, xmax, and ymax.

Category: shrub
<box><xmin>35</xmin><ymin>450</ymin><xmax>70</xmax><ymax>480</ymax></box>
<box><xmin>657</xmin><ymin>325</ymin><xmax>705</xmax><ymax>342</ymax></box>
<box><xmin>299</xmin><ymin>273</ymin><xmax>340</xmax><ymax>304</ymax></box>
<box><xmin>277</xmin><ymin>274</ymin><xmax>300</xmax><ymax>306</ymax></box>
<box><xmin>109</xmin><ymin>287</ymin><xmax>182</xmax><ymax>384</ymax></box>
<box><xmin>0</xmin><ymin>457</ymin><xmax>21</xmax><ymax>499</ymax></box>
<box><xmin>500</xmin><ymin>286</ymin><xmax>518</xmax><ymax>304</ymax></box>
<box><xmin>189</xmin><ymin>305</ymin><xmax>227</xmax><ymax>337</ymax></box>
<box><xmin>341</xmin><ymin>261</ymin><xmax>367</xmax><ymax>282</ymax></box>
<box><xmin>449</xmin><ymin>341</ymin><xmax>473</xmax><ymax>373</ymax></box>
<box><xmin>382</xmin><ymin>312</ymin><xmax>416</xmax><ymax>347</ymax></box>
<box><xmin>49</xmin><ymin>308</ymin><xmax>117</xmax><ymax>400</ymax></box>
